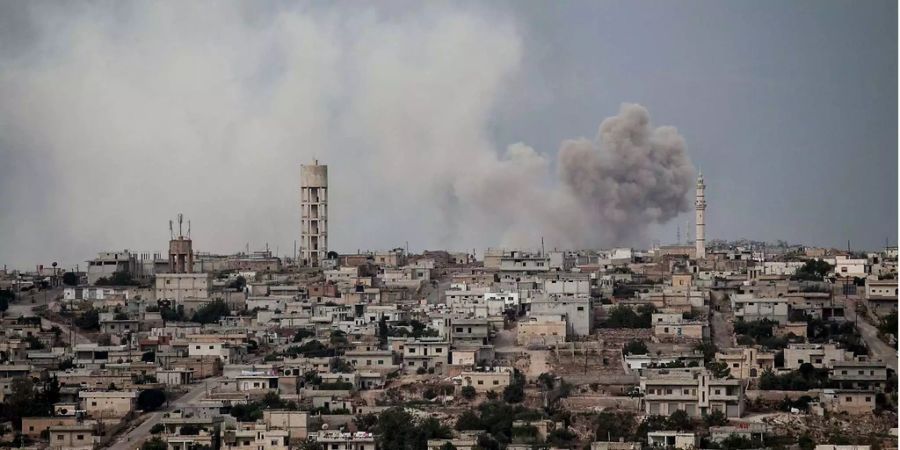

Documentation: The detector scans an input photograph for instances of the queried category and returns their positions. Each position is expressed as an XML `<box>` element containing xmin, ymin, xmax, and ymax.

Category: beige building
<box><xmin>79</xmin><ymin>390</ymin><xmax>137</xmax><ymax>419</ymax></box>
<box><xmin>830</xmin><ymin>360</ymin><xmax>889</xmax><ymax>392</ymax></box>
<box><xmin>21</xmin><ymin>416</ymin><xmax>79</xmax><ymax>438</ymax></box>
<box><xmin>820</xmin><ymin>389</ymin><xmax>875</xmax><ymax>414</ymax></box>
<box><xmin>156</xmin><ymin>272</ymin><xmax>211</xmax><ymax>302</ymax></box>
<box><xmin>48</xmin><ymin>424</ymin><xmax>97</xmax><ymax>450</ymax></box>
<box><xmin>652</xmin><ymin>313</ymin><xmax>709</xmax><ymax>340</ymax></box>
<box><xmin>516</xmin><ymin>316</ymin><xmax>567</xmax><ymax>346</ymax></box>
<box><xmin>640</xmin><ymin>369</ymin><xmax>744</xmax><ymax>418</ymax></box>
<box><xmin>263</xmin><ymin>410</ymin><xmax>309</xmax><ymax>439</ymax></box>
<box><xmin>714</xmin><ymin>348</ymin><xmax>775</xmax><ymax>379</ymax></box>
<box><xmin>223</xmin><ymin>423</ymin><xmax>289</xmax><ymax>450</ymax></box>
<box><xmin>458</xmin><ymin>367</ymin><xmax>513</xmax><ymax>393</ymax></box>
<box><xmin>783</xmin><ymin>343</ymin><xmax>851</xmax><ymax>370</ymax></box>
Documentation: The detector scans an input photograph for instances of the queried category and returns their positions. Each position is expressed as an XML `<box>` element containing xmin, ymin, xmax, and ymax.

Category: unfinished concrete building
<box><xmin>168</xmin><ymin>213</ymin><xmax>193</xmax><ymax>273</ymax></box>
<box><xmin>300</xmin><ymin>161</ymin><xmax>328</xmax><ymax>267</ymax></box>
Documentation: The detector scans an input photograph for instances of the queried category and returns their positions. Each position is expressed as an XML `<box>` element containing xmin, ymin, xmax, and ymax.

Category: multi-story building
<box><xmin>865</xmin><ymin>278</ymin><xmax>898</xmax><ymax>315</ymax></box>
<box><xmin>714</xmin><ymin>348</ymin><xmax>775</xmax><ymax>379</ymax></box>
<box><xmin>399</xmin><ymin>337</ymin><xmax>450</xmax><ymax>373</ymax></box>
<box><xmin>640</xmin><ymin>369</ymin><xmax>744</xmax><ymax>418</ymax></box>
<box><xmin>156</xmin><ymin>273</ymin><xmax>211</xmax><ymax>302</ymax></box>
<box><xmin>530</xmin><ymin>296</ymin><xmax>592</xmax><ymax>336</ymax></box>
<box><xmin>222</xmin><ymin>423</ymin><xmax>289</xmax><ymax>450</ymax></box>
<box><xmin>86</xmin><ymin>250</ymin><xmax>140</xmax><ymax>285</ymax></box>
<box><xmin>730</xmin><ymin>295</ymin><xmax>790</xmax><ymax>323</ymax></box>
<box><xmin>830</xmin><ymin>360</ymin><xmax>889</xmax><ymax>392</ymax></box>
<box><xmin>300</xmin><ymin>161</ymin><xmax>328</xmax><ymax>267</ymax></box>
<box><xmin>311</xmin><ymin>430</ymin><xmax>376</xmax><ymax>450</ymax></box>
<box><xmin>783</xmin><ymin>343</ymin><xmax>851</xmax><ymax>370</ymax></box>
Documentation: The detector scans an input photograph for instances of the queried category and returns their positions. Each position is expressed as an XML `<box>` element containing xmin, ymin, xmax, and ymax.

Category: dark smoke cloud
<box><xmin>557</xmin><ymin>103</ymin><xmax>695</xmax><ymax>244</ymax></box>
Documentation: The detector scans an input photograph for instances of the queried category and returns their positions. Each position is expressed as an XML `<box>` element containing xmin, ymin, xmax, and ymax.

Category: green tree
<box><xmin>0</xmin><ymin>290</ymin><xmax>10</xmax><ymax>312</ymax></box>
<box><xmin>137</xmin><ymin>389</ymin><xmax>166</xmax><ymax>411</ymax></box>
<box><xmin>703</xmin><ymin>410</ymin><xmax>729</xmax><ymax>427</ymax></box>
<box><xmin>455</xmin><ymin>410</ymin><xmax>483</xmax><ymax>430</ymax></box>
<box><xmin>142</xmin><ymin>437</ymin><xmax>167</xmax><ymax>450</ymax></box>
<box><xmin>62</xmin><ymin>272</ymin><xmax>79</xmax><ymax>286</ymax></box>
<box><xmin>190</xmin><ymin>300</ymin><xmax>230</xmax><ymax>324</ymax></box>
<box><xmin>792</xmin><ymin>260</ymin><xmax>833</xmax><ymax>281</ymax></box>
<box><xmin>74</xmin><ymin>308</ymin><xmax>100</xmax><ymax>330</ymax></box>
<box><xmin>623</xmin><ymin>340</ymin><xmax>649</xmax><ymax>355</ymax></box>
<box><xmin>461</xmin><ymin>385</ymin><xmax>477</xmax><ymax>400</ymax></box>
<box><xmin>667</xmin><ymin>410</ymin><xmax>694</xmax><ymax>431</ymax></box>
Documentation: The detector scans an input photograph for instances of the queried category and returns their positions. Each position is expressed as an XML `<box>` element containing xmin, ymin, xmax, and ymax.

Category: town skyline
<box><xmin>0</xmin><ymin>1</ymin><xmax>896</xmax><ymax>268</ymax></box>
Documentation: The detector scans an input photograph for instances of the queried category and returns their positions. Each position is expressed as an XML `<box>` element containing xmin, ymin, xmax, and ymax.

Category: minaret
<box><xmin>695</xmin><ymin>170</ymin><xmax>706</xmax><ymax>259</ymax></box>
<box><xmin>300</xmin><ymin>160</ymin><xmax>328</xmax><ymax>267</ymax></box>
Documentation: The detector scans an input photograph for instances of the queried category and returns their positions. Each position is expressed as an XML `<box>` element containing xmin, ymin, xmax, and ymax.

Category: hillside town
<box><xmin>0</xmin><ymin>163</ymin><xmax>896</xmax><ymax>450</ymax></box>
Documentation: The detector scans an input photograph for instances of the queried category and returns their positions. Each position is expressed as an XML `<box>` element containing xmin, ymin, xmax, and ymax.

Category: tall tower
<box><xmin>300</xmin><ymin>160</ymin><xmax>328</xmax><ymax>267</ymax></box>
<box><xmin>695</xmin><ymin>171</ymin><xmax>707</xmax><ymax>259</ymax></box>
<box><xmin>168</xmin><ymin>213</ymin><xmax>193</xmax><ymax>273</ymax></box>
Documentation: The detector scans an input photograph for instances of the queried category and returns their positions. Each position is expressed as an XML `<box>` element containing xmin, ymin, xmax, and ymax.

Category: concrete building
<box><xmin>820</xmin><ymin>389</ymin><xmax>876</xmax><ymax>414</ymax></box>
<box><xmin>458</xmin><ymin>367</ymin><xmax>513</xmax><ymax>392</ymax></box>
<box><xmin>783</xmin><ymin>343</ymin><xmax>851</xmax><ymax>370</ymax></box>
<box><xmin>640</xmin><ymin>369</ymin><xmax>744</xmax><ymax>418</ymax></box>
<box><xmin>86</xmin><ymin>250</ymin><xmax>139</xmax><ymax>285</ymax></box>
<box><xmin>647</xmin><ymin>431</ymin><xmax>698</xmax><ymax>449</ymax></box>
<box><xmin>695</xmin><ymin>171</ymin><xmax>706</xmax><ymax>259</ymax></box>
<box><xmin>156</xmin><ymin>273</ymin><xmax>211</xmax><ymax>302</ymax></box>
<box><xmin>530</xmin><ymin>296</ymin><xmax>592</xmax><ymax>336</ymax></box>
<box><xmin>652</xmin><ymin>313</ymin><xmax>709</xmax><ymax>340</ymax></box>
<box><xmin>865</xmin><ymin>278</ymin><xmax>898</xmax><ymax>314</ymax></box>
<box><xmin>48</xmin><ymin>424</ymin><xmax>97</xmax><ymax>450</ymax></box>
<box><xmin>223</xmin><ymin>423</ymin><xmax>289</xmax><ymax>450</ymax></box>
<box><xmin>517</xmin><ymin>316</ymin><xmax>567</xmax><ymax>346</ymax></box>
<box><xmin>830</xmin><ymin>360</ymin><xmax>889</xmax><ymax>392</ymax></box>
<box><xmin>168</xmin><ymin>213</ymin><xmax>194</xmax><ymax>273</ymax></box>
<box><xmin>79</xmin><ymin>390</ymin><xmax>137</xmax><ymax>419</ymax></box>
<box><xmin>311</xmin><ymin>430</ymin><xmax>376</xmax><ymax>450</ymax></box>
<box><xmin>714</xmin><ymin>348</ymin><xmax>775</xmax><ymax>379</ymax></box>
<box><xmin>730</xmin><ymin>295</ymin><xmax>790</xmax><ymax>323</ymax></box>
<box><xmin>300</xmin><ymin>161</ymin><xmax>328</xmax><ymax>267</ymax></box>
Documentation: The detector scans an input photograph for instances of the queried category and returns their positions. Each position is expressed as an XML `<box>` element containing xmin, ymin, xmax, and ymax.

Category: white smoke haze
<box><xmin>0</xmin><ymin>2</ymin><xmax>694</xmax><ymax>268</ymax></box>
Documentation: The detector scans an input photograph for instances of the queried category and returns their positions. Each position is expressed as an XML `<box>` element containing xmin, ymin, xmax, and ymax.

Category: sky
<box><xmin>0</xmin><ymin>0</ymin><xmax>896</xmax><ymax>270</ymax></box>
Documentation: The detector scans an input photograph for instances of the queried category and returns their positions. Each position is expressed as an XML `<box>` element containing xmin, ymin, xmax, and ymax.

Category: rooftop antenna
<box><xmin>541</xmin><ymin>237</ymin><xmax>545</xmax><ymax>256</ymax></box>
<box><xmin>187</xmin><ymin>220</ymin><xmax>191</xmax><ymax>239</ymax></box>
<box><xmin>177</xmin><ymin>213</ymin><xmax>183</xmax><ymax>238</ymax></box>
<box><xmin>676</xmin><ymin>224</ymin><xmax>681</xmax><ymax>245</ymax></box>
<box><xmin>169</xmin><ymin>220</ymin><xmax>174</xmax><ymax>240</ymax></box>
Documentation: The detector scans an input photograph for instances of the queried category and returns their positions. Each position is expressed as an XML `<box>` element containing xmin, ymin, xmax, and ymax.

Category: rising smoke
<box><xmin>0</xmin><ymin>3</ymin><xmax>694</xmax><ymax>267</ymax></box>
<box><xmin>557</xmin><ymin>103</ymin><xmax>696</xmax><ymax>245</ymax></box>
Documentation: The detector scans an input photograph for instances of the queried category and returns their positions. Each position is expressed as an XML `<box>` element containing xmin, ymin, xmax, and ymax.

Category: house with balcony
<box><xmin>640</xmin><ymin>369</ymin><xmax>744</xmax><ymax>418</ymax></box>
<box><xmin>830</xmin><ymin>360</ymin><xmax>889</xmax><ymax>392</ymax></box>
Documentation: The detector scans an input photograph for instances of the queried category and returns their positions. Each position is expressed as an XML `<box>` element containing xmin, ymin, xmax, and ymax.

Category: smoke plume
<box><xmin>0</xmin><ymin>2</ymin><xmax>694</xmax><ymax>268</ymax></box>
<box><xmin>557</xmin><ymin>103</ymin><xmax>696</xmax><ymax>244</ymax></box>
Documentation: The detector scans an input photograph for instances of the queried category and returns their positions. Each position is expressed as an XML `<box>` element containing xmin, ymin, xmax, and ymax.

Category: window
<box><xmin>477</xmin><ymin>380</ymin><xmax>484</xmax><ymax>385</ymax></box>
<box><xmin>209</xmin><ymin>345</ymin><xmax>214</xmax><ymax>350</ymax></box>
<box><xmin>493</xmin><ymin>380</ymin><xmax>499</xmax><ymax>385</ymax></box>
<box><xmin>714</xmin><ymin>389</ymin><xmax>721</xmax><ymax>395</ymax></box>
<box><xmin>866</xmin><ymin>397</ymin><xmax>872</xmax><ymax>402</ymax></box>
<box><xmin>845</xmin><ymin>396</ymin><xmax>852</xmax><ymax>402</ymax></box>
<box><xmin>77</xmin><ymin>435</ymin><xmax>84</xmax><ymax>440</ymax></box>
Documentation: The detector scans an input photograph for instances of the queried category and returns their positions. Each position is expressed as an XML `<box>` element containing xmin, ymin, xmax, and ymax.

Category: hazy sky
<box><xmin>0</xmin><ymin>0</ymin><xmax>896</xmax><ymax>270</ymax></box>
